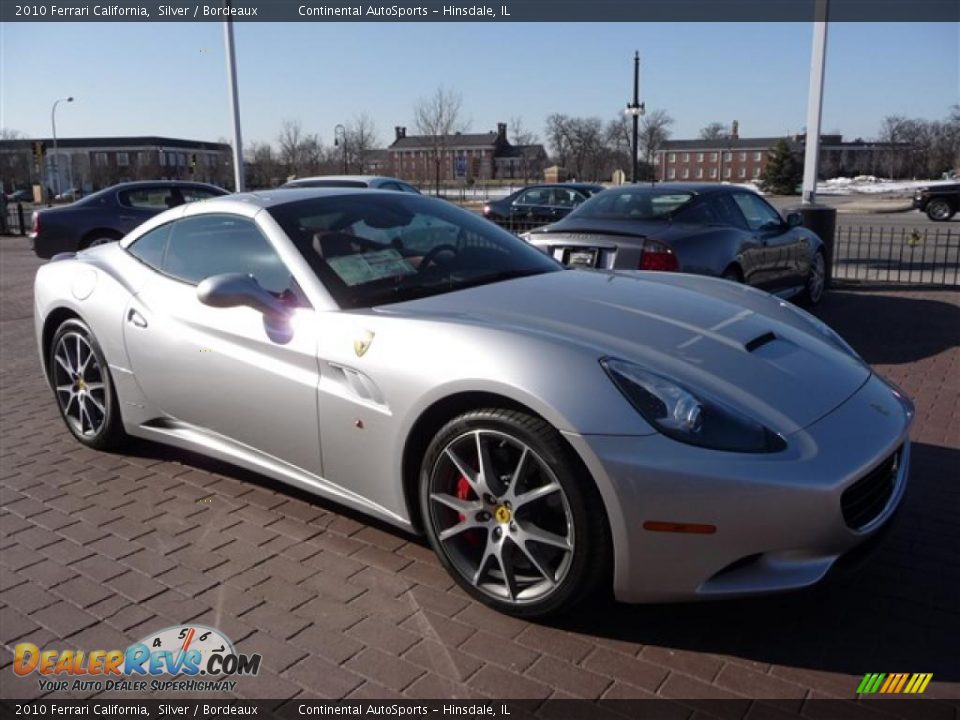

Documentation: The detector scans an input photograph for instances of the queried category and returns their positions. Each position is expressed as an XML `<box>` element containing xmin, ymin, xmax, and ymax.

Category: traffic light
<box><xmin>189</xmin><ymin>153</ymin><xmax>197</xmax><ymax>174</ymax></box>
<box><xmin>32</xmin><ymin>141</ymin><xmax>46</xmax><ymax>168</ymax></box>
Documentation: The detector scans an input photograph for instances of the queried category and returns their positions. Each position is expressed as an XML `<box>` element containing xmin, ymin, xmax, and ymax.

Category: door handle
<box><xmin>127</xmin><ymin>308</ymin><xmax>148</xmax><ymax>328</ymax></box>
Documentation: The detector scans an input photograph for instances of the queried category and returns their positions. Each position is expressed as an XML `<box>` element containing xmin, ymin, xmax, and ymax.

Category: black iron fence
<box><xmin>2</xmin><ymin>203</ymin><xmax>32</xmax><ymax>236</ymax></box>
<box><xmin>832</xmin><ymin>225</ymin><xmax>958</xmax><ymax>287</ymax></box>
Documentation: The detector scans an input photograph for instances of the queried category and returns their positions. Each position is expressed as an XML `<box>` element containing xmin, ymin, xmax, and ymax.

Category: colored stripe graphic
<box><xmin>858</xmin><ymin>673</ymin><xmax>932</xmax><ymax>694</ymax></box>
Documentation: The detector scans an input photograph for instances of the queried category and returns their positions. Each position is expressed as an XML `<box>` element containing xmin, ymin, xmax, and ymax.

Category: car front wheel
<box><xmin>925</xmin><ymin>198</ymin><xmax>955</xmax><ymax>222</ymax></box>
<box><xmin>420</xmin><ymin>408</ymin><xmax>609</xmax><ymax>618</ymax></box>
<box><xmin>48</xmin><ymin>319</ymin><xmax>127</xmax><ymax>450</ymax></box>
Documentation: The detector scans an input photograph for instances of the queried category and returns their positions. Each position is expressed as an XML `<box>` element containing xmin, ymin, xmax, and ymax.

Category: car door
<box><xmin>707</xmin><ymin>194</ymin><xmax>766</xmax><ymax>286</ymax></box>
<box><xmin>510</xmin><ymin>188</ymin><xmax>551</xmax><ymax>225</ymax></box>
<box><xmin>731</xmin><ymin>192</ymin><xmax>796</xmax><ymax>291</ymax></box>
<box><xmin>122</xmin><ymin>212</ymin><xmax>323</xmax><ymax>476</ymax></box>
<box><xmin>552</xmin><ymin>188</ymin><xmax>587</xmax><ymax>221</ymax></box>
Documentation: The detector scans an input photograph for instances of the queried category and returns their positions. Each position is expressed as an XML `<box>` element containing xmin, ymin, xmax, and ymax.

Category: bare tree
<box><xmin>413</xmin><ymin>86</ymin><xmax>467</xmax><ymax>195</ymax></box>
<box><xmin>0</xmin><ymin>128</ymin><xmax>26</xmax><ymax>140</ymax></box>
<box><xmin>639</xmin><ymin>109</ymin><xmax>674</xmax><ymax>179</ymax></box>
<box><xmin>509</xmin><ymin>116</ymin><xmax>542</xmax><ymax>182</ymax></box>
<box><xmin>246</xmin><ymin>141</ymin><xmax>280</xmax><ymax>188</ymax></box>
<box><xmin>345</xmin><ymin>113</ymin><xmax>379</xmax><ymax>174</ymax></box>
<box><xmin>606</xmin><ymin>114</ymin><xmax>632</xmax><ymax>178</ymax></box>
<box><xmin>277</xmin><ymin>120</ymin><xmax>306</xmax><ymax>177</ymax></box>
<box><xmin>878</xmin><ymin>115</ymin><xmax>909</xmax><ymax>178</ymax></box>
<box><xmin>545</xmin><ymin>113</ymin><xmax>573</xmax><ymax>169</ymax></box>
<box><xmin>699</xmin><ymin>122</ymin><xmax>731</xmax><ymax>140</ymax></box>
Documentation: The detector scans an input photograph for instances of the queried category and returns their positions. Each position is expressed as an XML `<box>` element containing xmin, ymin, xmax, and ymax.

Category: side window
<box><xmin>379</xmin><ymin>182</ymin><xmax>403</xmax><ymax>192</ymax></box>
<box><xmin>515</xmin><ymin>189</ymin><xmax>547</xmax><ymax>206</ymax></box>
<box><xmin>181</xmin><ymin>187</ymin><xmax>221</xmax><ymax>203</ymax></box>
<box><xmin>731</xmin><ymin>194</ymin><xmax>783</xmax><ymax>232</ymax></box>
<box><xmin>552</xmin><ymin>189</ymin><xmax>580</xmax><ymax>207</ymax></box>
<box><xmin>162</xmin><ymin>214</ymin><xmax>292</xmax><ymax>294</ymax></box>
<box><xmin>126</xmin><ymin>223</ymin><xmax>172</xmax><ymax>270</ymax></box>
<box><xmin>399</xmin><ymin>183</ymin><xmax>420</xmax><ymax>194</ymax></box>
<box><xmin>119</xmin><ymin>187</ymin><xmax>178</xmax><ymax>210</ymax></box>
<box><xmin>709</xmin><ymin>195</ymin><xmax>749</xmax><ymax>229</ymax></box>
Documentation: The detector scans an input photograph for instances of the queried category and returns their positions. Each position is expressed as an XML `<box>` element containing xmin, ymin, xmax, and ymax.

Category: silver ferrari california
<box><xmin>34</xmin><ymin>189</ymin><xmax>913</xmax><ymax>617</ymax></box>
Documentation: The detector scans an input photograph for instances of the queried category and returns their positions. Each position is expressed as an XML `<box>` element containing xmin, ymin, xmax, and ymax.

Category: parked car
<box><xmin>30</xmin><ymin>180</ymin><xmax>227</xmax><ymax>258</ymax></box>
<box><xmin>55</xmin><ymin>187</ymin><xmax>85</xmax><ymax>202</ymax></box>
<box><xmin>524</xmin><ymin>183</ymin><xmax>827</xmax><ymax>304</ymax></box>
<box><xmin>34</xmin><ymin>188</ymin><xmax>912</xmax><ymax>617</ymax></box>
<box><xmin>483</xmin><ymin>183</ymin><xmax>605</xmax><ymax>227</ymax></box>
<box><xmin>913</xmin><ymin>183</ymin><xmax>959</xmax><ymax>221</ymax></box>
<box><xmin>6</xmin><ymin>189</ymin><xmax>34</xmax><ymax>204</ymax></box>
<box><xmin>281</xmin><ymin>175</ymin><xmax>421</xmax><ymax>194</ymax></box>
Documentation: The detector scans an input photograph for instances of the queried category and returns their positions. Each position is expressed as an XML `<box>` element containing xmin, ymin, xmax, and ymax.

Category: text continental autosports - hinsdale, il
<box><xmin>299</xmin><ymin>5</ymin><xmax>500</xmax><ymax>17</ymax></box>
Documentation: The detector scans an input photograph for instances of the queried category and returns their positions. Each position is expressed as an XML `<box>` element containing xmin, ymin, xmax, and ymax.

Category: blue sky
<box><xmin>1</xmin><ymin>22</ymin><xmax>957</xmax><ymax>150</ymax></box>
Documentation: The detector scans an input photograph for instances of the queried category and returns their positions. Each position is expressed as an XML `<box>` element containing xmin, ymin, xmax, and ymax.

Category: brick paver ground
<box><xmin>1</xmin><ymin>235</ymin><xmax>957</xmax><ymax>701</ymax></box>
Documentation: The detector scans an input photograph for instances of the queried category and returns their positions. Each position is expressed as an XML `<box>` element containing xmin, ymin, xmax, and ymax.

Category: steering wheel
<box><xmin>420</xmin><ymin>244</ymin><xmax>459</xmax><ymax>270</ymax></box>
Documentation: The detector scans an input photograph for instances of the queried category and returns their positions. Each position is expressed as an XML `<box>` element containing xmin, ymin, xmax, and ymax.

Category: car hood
<box><xmin>380</xmin><ymin>269</ymin><xmax>870</xmax><ymax>434</ymax></box>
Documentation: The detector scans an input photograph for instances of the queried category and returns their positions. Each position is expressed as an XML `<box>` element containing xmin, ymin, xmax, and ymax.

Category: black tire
<box><xmin>419</xmin><ymin>408</ymin><xmax>610</xmax><ymax>618</ymax></box>
<box><xmin>925</xmin><ymin>198</ymin><xmax>955</xmax><ymax>222</ymax></box>
<box><xmin>798</xmin><ymin>249</ymin><xmax>827</xmax><ymax>306</ymax></box>
<box><xmin>722</xmin><ymin>266</ymin><xmax>743</xmax><ymax>283</ymax></box>
<box><xmin>48</xmin><ymin>318</ymin><xmax>127</xmax><ymax>450</ymax></box>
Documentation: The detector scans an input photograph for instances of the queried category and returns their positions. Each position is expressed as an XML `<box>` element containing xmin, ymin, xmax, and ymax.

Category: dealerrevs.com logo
<box><xmin>12</xmin><ymin>625</ymin><xmax>261</xmax><ymax>693</ymax></box>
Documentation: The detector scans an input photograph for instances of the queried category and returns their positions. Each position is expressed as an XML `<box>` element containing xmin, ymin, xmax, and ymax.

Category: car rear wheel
<box><xmin>81</xmin><ymin>231</ymin><xmax>122</xmax><ymax>250</ymax></box>
<box><xmin>925</xmin><ymin>198</ymin><xmax>955</xmax><ymax>222</ymax></box>
<box><xmin>798</xmin><ymin>250</ymin><xmax>826</xmax><ymax>306</ymax></box>
<box><xmin>48</xmin><ymin>319</ymin><xmax>127</xmax><ymax>450</ymax></box>
<box><xmin>420</xmin><ymin>408</ymin><xmax>609</xmax><ymax>618</ymax></box>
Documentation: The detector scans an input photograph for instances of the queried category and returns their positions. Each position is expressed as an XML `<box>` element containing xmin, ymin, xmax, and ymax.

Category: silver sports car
<box><xmin>34</xmin><ymin>188</ymin><xmax>913</xmax><ymax>617</ymax></box>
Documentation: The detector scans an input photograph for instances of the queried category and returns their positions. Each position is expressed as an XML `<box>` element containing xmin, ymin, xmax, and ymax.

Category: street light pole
<box><xmin>624</xmin><ymin>52</ymin><xmax>645</xmax><ymax>184</ymax></box>
<box><xmin>50</xmin><ymin>96</ymin><xmax>73</xmax><ymax>198</ymax></box>
<box><xmin>801</xmin><ymin>0</ymin><xmax>829</xmax><ymax>204</ymax></box>
<box><xmin>223</xmin><ymin>7</ymin><xmax>245</xmax><ymax>192</ymax></box>
<box><xmin>335</xmin><ymin>124</ymin><xmax>347</xmax><ymax>174</ymax></box>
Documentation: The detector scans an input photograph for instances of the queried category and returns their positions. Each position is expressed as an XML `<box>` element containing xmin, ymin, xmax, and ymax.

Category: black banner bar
<box><xmin>1</xmin><ymin>0</ymin><xmax>958</xmax><ymax>23</ymax></box>
<box><xmin>2</xmin><ymin>700</ymin><xmax>959</xmax><ymax>720</ymax></box>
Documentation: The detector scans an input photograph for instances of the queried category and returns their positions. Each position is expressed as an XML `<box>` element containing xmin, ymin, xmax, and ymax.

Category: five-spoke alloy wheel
<box><xmin>49</xmin><ymin>319</ymin><xmax>125</xmax><ymax>449</ymax></box>
<box><xmin>420</xmin><ymin>409</ymin><xmax>609</xmax><ymax>617</ymax></box>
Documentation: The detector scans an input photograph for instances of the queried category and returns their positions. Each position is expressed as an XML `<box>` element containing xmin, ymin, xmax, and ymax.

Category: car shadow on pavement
<box><xmin>812</xmin><ymin>285</ymin><xmax>960</xmax><ymax>365</ymax></box>
<box><xmin>559</xmin><ymin>439</ymin><xmax>960</xmax><ymax>682</ymax></box>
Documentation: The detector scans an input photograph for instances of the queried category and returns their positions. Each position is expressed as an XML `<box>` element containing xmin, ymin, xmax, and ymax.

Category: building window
<box><xmin>753</xmin><ymin>167</ymin><xmax>761</xmax><ymax>178</ymax></box>
<box><xmin>724</xmin><ymin>167</ymin><xmax>732</xmax><ymax>178</ymax></box>
<box><xmin>723</xmin><ymin>152</ymin><xmax>732</xmax><ymax>161</ymax></box>
<box><xmin>710</xmin><ymin>152</ymin><xmax>718</xmax><ymax>161</ymax></box>
<box><xmin>178</xmin><ymin>153</ymin><xmax>187</xmax><ymax>167</ymax></box>
<box><xmin>709</xmin><ymin>167</ymin><xmax>718</xmax><ymax>179</ymax></box>
<box><xmin>682</xmin><ymin>168</ymin><xmax>689</xmax><ymax>179</ymax></box>
<box><xmin>117</xmin><ymin>152</ymin><xmax>129</xmax><ymax>167</ymax></box>
<box><xmin>668</xmin><ymin>153</ymin><xmax>676</xmax><ymax>162</ymax></box>
<box><xmin>753</xmin><ymin>151</ymin><xmax>762</xmax><ymax>161</ymax></box>
<box><xmin>138</xmin><ymin>151</ymin><xmax>151</xmax><ymax>165</ymax></box>
<box><xmin>94</xmin><ymin>152</ymin><xmax>108</xmax><ymax>167</ymax></box>
<box><xmin>682</xmin><ymin>153</ymin><xmax>689</xmax><ymax>162</ymax></box>
<box><xmin>739</xmin><ymin>152</ymin><xmax>746</xmax><ymax>161</ymax></box>
<box><xmin>668</xmin><ymin>168</ymin><xmax>676</xmax><ymax>179</ymax></box>
<box><xmin>696</xmin><ymin>168</ymin><xmax>704</xmax><ymax>178</ymax></box>
<box><xmin>738</xmin><ymin>168</ymin><xmax>746</xmax><ymax>178</ymax></box>
<box><xmin>696</xmin><ymin>152</ymin><xmax>704</xmax><ymax>162</ymax></box>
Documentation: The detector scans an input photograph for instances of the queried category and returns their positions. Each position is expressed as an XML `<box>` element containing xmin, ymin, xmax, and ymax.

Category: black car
<box><xmin>913</xmin><ymin>183</ymin><xmax>959</xmax><ymax>221</ymax></box>
<box><xmin>524</xmin><ymin>183</ymin><xmax>827</xmax><ymax>305</ymax></box>
<box><xmin>6</xmin><ymin>189</ymin><xmax>33</xmax><ymax>204</ymax></box>
<box><xmin>482</xmin><ymin>183</ymin><xmax>605</xmax><ymax>228</ymax></box>
<box><xmin>31</xmin><ymin>181</ymin><xmax>227</xmax><ymax>259</ymax></box>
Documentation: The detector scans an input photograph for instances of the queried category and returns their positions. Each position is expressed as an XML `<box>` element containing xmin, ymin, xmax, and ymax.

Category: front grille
<box><xmin>841</xmin><ymin>447</ymin><xmax>902</xmax><ymax>530</ymax></box>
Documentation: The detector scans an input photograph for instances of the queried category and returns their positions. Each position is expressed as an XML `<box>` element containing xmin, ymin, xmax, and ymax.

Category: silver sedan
<box><xmin>34</xmin><ymin>189</ymin><xmax>913</xmax><ymax>617</ymax></box>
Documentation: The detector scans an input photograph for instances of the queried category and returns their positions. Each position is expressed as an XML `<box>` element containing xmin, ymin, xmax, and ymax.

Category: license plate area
<box><xmin>563</xmin><ymin>248</ymin><xmax>598</xmax><ymax>268</ymax></box>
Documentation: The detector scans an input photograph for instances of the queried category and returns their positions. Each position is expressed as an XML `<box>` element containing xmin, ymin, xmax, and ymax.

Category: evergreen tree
<box><xmin>760</xmin><ymin>139</ymin><xmax>803</xmax><ymax>195</ymax></box>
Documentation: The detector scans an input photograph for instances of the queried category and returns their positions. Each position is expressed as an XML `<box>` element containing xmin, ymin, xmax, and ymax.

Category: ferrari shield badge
<box><xmin>354</xmin><ymin>330</ymin><xmax>375</xmax><ymax>358</ymax></box>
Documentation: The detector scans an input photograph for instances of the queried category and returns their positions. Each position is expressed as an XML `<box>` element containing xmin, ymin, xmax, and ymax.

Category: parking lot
<box><xmin>0</xmin><ymin>233</ymin><xmax>957</xmax><ymax>702</ymax></box>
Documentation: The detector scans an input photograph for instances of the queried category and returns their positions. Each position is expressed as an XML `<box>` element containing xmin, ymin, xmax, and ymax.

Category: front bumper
<box><xmin>565</xmin><ymin>373</ymin><xmax>913</xmax><ymax>603</ymax></box>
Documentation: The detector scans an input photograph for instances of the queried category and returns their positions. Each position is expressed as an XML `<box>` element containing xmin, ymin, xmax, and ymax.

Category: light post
<box><xmin>224</xmin><ymin>8</ymin><xmax>245</xmax><ymax>192</ymax></box>
<box><xmin>334</xmin><ymin>124</ymin><xmax>348</xmax><ymax>174</ymax></box>
<box><xmin>624</xmin><ymin>52</ymin><xmax>645</xmax><ymax>184</ymax></box>
<box><xmin>51</xmin><ymin>96</ymin><xmax>74</xmax><ymax>197</ymax></box>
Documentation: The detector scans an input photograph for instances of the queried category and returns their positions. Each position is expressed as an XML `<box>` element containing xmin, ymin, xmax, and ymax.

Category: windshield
<box><xmin>569</xmin><ymin>188</ymin><xmax>694</xmax><ymax>221</ymax></box>
<box><xmin>268</xmin><ymin>194</ymin><xmax>561</xmax><ymax>309</ymax></box>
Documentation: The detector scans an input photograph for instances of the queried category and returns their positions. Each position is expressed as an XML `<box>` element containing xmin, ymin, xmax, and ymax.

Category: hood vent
<box><xmin>745</xmin><ymin>331</ymin><xmax>778</xmax><ymax>353</ymax></box>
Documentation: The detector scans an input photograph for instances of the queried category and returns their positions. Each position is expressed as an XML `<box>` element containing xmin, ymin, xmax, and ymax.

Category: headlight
<box><xmin>600</xmin><ymin>358</ymin><xmax>786</xmax><ymax>453</ymax></box>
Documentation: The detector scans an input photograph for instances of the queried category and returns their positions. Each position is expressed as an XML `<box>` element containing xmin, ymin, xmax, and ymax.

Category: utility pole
<box><xmin>223</xmin><ymin>6</ymin><xmax>245</xmax><ymax>192</ymax></box>
<box><xmin>51</xmin><ymin>97</ymin><xmax>73</xmax><ymax>197</ymax></box>
<box><xmin>801</xmin><ymin>0</ymin><xmax>828</xmax><ymax>204</ymax></box>
<box><xmin>624</xmin><ymin>52</ymin><xmax>645</xmax><ymax>184</ymax></box>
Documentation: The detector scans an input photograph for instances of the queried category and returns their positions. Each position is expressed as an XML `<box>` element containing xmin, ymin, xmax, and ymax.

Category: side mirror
<box><xmin>786</xmin><ymin>212</ymin><xmax>803</xmax><ymax>228</ymax></box>
<box><xmin>197</xmin><ymin>273</ymin><xmax>289</xmax><ymax>318</ymax></box>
